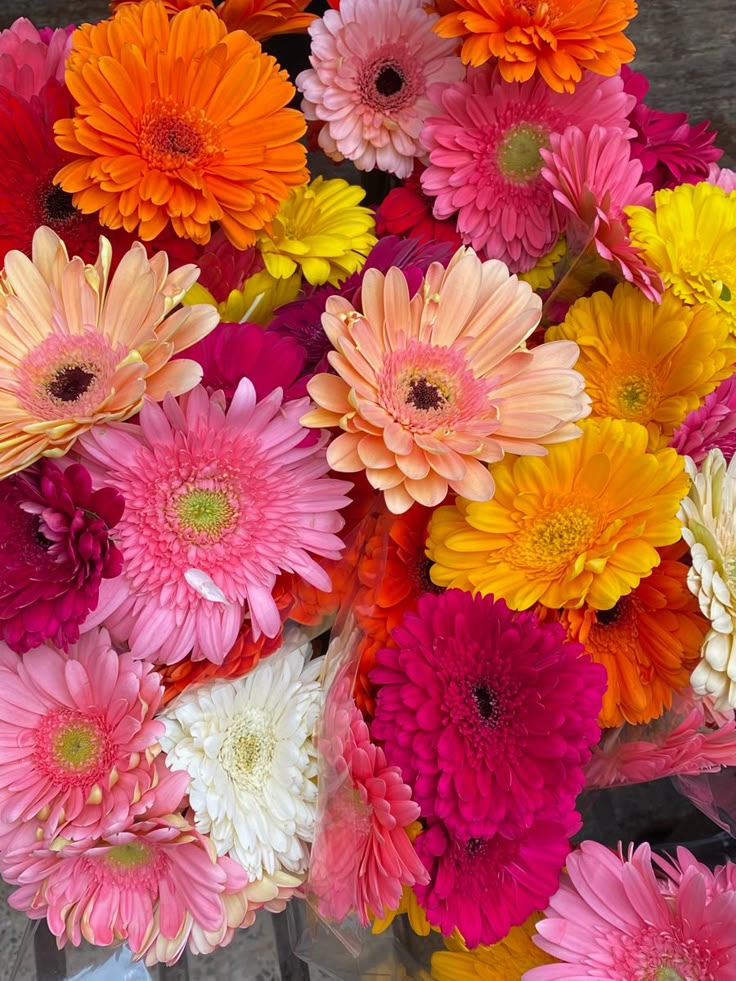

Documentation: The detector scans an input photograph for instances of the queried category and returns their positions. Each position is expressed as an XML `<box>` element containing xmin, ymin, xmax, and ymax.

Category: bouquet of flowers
<box><xmin>1</xmin><ymin>0</ymin><xmax>736</xmax><ymax>977</ymax></box>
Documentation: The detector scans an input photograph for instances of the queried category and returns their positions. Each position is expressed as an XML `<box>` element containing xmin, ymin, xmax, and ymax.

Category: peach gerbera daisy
<box><xmin>54</xmin><ymin>1</ymin><xmax>307</xmax><ymax>247</ymax></box>
<box><xmin>0</xmin><ymin>226</ymin><xmax>217</xmax><ymax>479</ymax></box>
<box><xmin>301</xmin><ymin>247</ymin><xmax>590</xmax><ymax>514</ymax></box>
<box><xmin>433</xmin><ymin>0</ymin><xmax>638</xmax><ymax>94</ymax></box>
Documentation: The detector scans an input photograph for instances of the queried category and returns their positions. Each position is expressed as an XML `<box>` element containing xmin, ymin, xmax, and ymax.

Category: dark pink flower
<box><xmin>0</xmin><ymin>460</ymin><xmax>123</xmax><ymax>653</ymax></box>
<box><xmin>671</xmin><ymin>375</ymin><xmax>736</xmax><ymax>465</ymax></box>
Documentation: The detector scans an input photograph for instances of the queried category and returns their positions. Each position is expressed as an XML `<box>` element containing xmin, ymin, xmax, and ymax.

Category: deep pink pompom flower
<box><xmin>671</xmin><ymin>375</ymin><xmax>736</xmax><ymax>465</ymax></box>
<box><xmin>0</xmin><ymin>459</ymin><xmax>123</xmax><ymax>653</ymax></box>
<box><xmin>370</xmin><ymin>590</ymin><xmax>605</xmax><ymax>839</ymax></box>
<box><xmin>414</xmin><ymin>810</ymin><xmax>578</xmax><ymax>948</ymax></box>
<box><xmin>0</xmin><ymin>18</ymin><xmax>71</xmax><ymax>100</ymax></box>
<box><xmin>0</xmin><ymin>628</ymin><xmax>164</xmax><ymax>843</ymax></box>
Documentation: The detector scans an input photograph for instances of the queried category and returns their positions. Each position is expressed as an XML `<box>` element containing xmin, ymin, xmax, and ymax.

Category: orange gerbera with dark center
<box><xmin>552</xmin><ymin>547</ymin><xmax>707</xmax><ymax>728</ymax></box>
<box><xmin>434</xmin><ymin>0</ymin><xmax>638</xmax><ymax>94</ymax></box>
<box><xmin>54</xmin><ymin>1</ymin><xmax>307</xmax><ymax>246</ymax></box>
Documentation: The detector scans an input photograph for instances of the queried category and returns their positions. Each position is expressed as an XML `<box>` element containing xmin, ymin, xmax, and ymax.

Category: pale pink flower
<box><xmin>541</xmin><ymin>124</ymin><xmax>663</xmax><ymax>302</ymax></box>
<box><xmin>671</xmin><ymin>375</ymin><xmax>736</xmax><ymax>465</ymax></box>
<box><xmin>302</xmin><ymin>247</ymin><xmax>589</xmax><ymax>513</ymax></box>
<box><xmin>708</xmin><ymin>162</ymin><xmax>736</xmax><ymax>193</ymax></box>
<box><xmin>296</xmin><ymin>0</ymin><xmax>463</xmax><ymax>178</ymax></box>
<box><xmin>420</xmin><ymin>68</ymin><xmax>634</xmax><ymax>273</ymax></box>
<box><xmin>0</xmin><ymin>19</ymin><xmax>71</xmax><ymax>100</ymax></box>
<box><xmin>0</xmin><ymin>629</ymin><xmax>164</xmax><ymax>843</ymax></box>
<box><xmin>78</xmin><ymin>382</ymin><xmax>351</xmax><ymax>661</ymax></box>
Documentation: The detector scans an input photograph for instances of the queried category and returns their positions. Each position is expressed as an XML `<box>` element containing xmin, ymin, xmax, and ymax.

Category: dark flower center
<box><xmin>597</xmin><ymin>602</ymin><xmax>623</xmax><ymax>626</ymax></box>
<box><xmin>465</xmin><ymin>837</ymin><xmax>488</xmax><ymax>858</ymax></box>
<box><xmin>473</xmin><ymin>684</ymin><xmax>500</xmax><ymax>725</ymax></box>
<box><xmin>47</xmin><ymin>365</ymin><xmax>96</xmax><ymax>403</ymax></box>
<box><xmin>375</xmin><ymin>65</ymin><xmax>404</xmax><ymax>97</ymax></box>
<box><xmin>43</xmin><ymin>184</ymin><xmax>79</xmax><ymax>224</ymax></box>
<box><xmin>407</xmin><ymin>377</ymin><xmax>445</xmax><ymax>411</ymax></box>
<box><xmin>411</xmin><ymin>556</ymin><xmax>444</xmax><ymax>595</ymax></box>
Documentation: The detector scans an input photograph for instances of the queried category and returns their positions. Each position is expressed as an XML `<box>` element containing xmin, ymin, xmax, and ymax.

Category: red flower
<box><xmin>375</xmin><ymin>165</ymin><xmax>463</xmax><ymax>249</ymax></box>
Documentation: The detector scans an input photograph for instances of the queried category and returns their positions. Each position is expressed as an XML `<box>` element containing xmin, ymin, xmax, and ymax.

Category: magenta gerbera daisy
<box><xmin>420</xmin><ymin>68</ymin><xmax>634</xmax><ymax>273</ymax></box>
<box><xmin>0</xmin><ymin>459</ymin><xmax>123</xmax><ymax>653</ymax></box>
<box><xmin>370</xmin><ymin>590</ymin><xmax>606</xmax><ymax>839</ymax></box>
<box><xmin>296</xmin><ymin>0</ymin><xmax>464</xmax><ymax>178</ymax></box>
<box><xmin>0</xmin><ymin>628</ymin><xmax>164</xmax><ymax>843</ymax></box>
<box><xmin>671</xmin><ymin>375</ymin><xmax>736</xmax><ymax>465</ymax></box>
<box><xmin>77</xmin><ymin>381</ymin><xmax>351</xmax><ymax>662</ymax></box>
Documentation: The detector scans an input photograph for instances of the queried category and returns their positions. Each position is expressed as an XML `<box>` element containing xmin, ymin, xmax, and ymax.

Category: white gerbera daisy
<box><xmin>159</xmin><ymin>641</ymin><xmax>324</xmax><ymax>879</ymax></box>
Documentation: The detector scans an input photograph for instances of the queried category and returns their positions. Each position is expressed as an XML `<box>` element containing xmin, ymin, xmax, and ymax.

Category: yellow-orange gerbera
<box><xmin>0</xmin><ymin>226</ymin><xmax>218</xmax><ymax>478</ymax></box>
<box><xmin>547</xmin><ymin>284</ymin><xmax>736</xmax><ymax>448</ymax></box>
<box><xmin>433</xmin><ymin>0</ymin><xmax>638</xmax><ymax>93</ymax></box>
<box><xmin>55</xmin><ymin>1</ymin><xmax>307</xmax><ymax>247</ymax></box>
<box><xmin>549</xmin><ymin>546</ymin><xmax>708</xmax><ymax>728</ymax></box>
<box><xmin>427</xmin><ymin>417</ymin><xmax>688</xmax><ymax>611</ymax></box>
<box><xmin>431</xmin><ymin>916</ymin><xmax>557</xmax><ymax>980</ymax></box>
<box><xmin>110</xmin><ymin>0</ymin><xmax>316</xmax><ymax>40</ymax></box>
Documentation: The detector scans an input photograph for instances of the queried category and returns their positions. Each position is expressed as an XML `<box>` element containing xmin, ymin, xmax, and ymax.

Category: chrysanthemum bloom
<box><xmin>54</xmin><ymin>2</ymin><xmax>308</xmax><ymax>246</ymax></box>
<box><xmin>0</xmin><ymin>226</ymin><xmax>218</xmax><ymax>478</ymax></box>
<box><xmin>431</xmin><ymin>915</ymin><xmax>557</xmax><ymax>979</ymax></box>
<box><xmin>672</xmin><ymin>376</ymin><xmax>736</xmax><ymax>465</ymax></box>
<box><xmin>371</xmin><ymin>590</ymin><xmax>604</xmax><ymax>838</ymax></box>
<box><xmin>433</xmin><ymin>0</ymin><xmax>637</xmax><ymax>93</ymax></box>
<box><xmin>547</xmin><ymin>283</ymin><xmax>736</xmax><ymax>448</ymax></box>
<box><xmin>0</xmin><ymin>460</ymin><xmax>123</xmax><ymax>653</ymax></box>
<box><xmin>552</xmin><ymin>547</ymin><xmax>708</xmax><ymax>728</ymax></box>
<box><xmin>309</xmin><ymin>678</ymin><xmax>427</xmax><ymax>926</ymax></box>
<box><xmin>78</xmin><ymin>382</ymin><xmax>350</xmax><ymax>661</ymax></box>
<box><xmin>420</xmin><ymin>69</ymin><xmax>634</xmax><ymax>273</ymax></box>
<box><xmin>0</xmin><ymin>629</ymin><xmax>164</xmax><ymax>842</ymax></box>
<box><xmin>428</xmin><ymin>417</ymin><xmax>689</xmax><ymax>610</ymax></box>
<box><xmin>257</xmin><ymin>177</ymin><xmax>377</xmax><ymax>287</ymax></box>
<box><xmin>585</xmin><ymin>690</ymin><xmax>736</xmax><ymax>788</ymax></box>
<box><xmin>160</xmin><ymin>645</ymin><xmax>324</xmax><ymax>879</ymax></box>
<box><xmin>296</xmin><ymin>0</ymin><xmax>464</xmax><ymax>178</ymax></box>
<box><xmin>376</xmin><ymin>167</ymin><xmax>464</xmax><ymax>250</ymax></box>
<box><xmin>526</xmin><ymin>841</ymin><xmax>736</xmax><ymax>980</ymax></box>
<box><xmin>622</xmin><ymin>67</ymin><xmax>722</xmax><ymax>192</ymax></box>
<box><xmin>627</xmin><ymin>182</ymin><xmax>736</xmax><ymax>330</ymax></box>
<box><xmin>0</xmin><ymin>18</ymin><xmax>71</xmax><ymax>99</ymax></box>
<box><xmin>302</xmin><ymin>248</ymin><xmax>589</xmax><ymax>514</ymax></box>
<box><xmin>414</xmin><ymin>810</ymin><xmax>578</xmax><ymax>948</ymax></box>
<box><xmin>541</xmin><ymin>125</ymin><xmax>662</xmax><ymax>301</ymax></box>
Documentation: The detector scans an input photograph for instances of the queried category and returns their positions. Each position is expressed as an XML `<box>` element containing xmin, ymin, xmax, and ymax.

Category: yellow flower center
<box><xmin>509</xmin><ymin>499</ymin><xmax>599</xmax><ymax>572</ymax></box>
<box><xmin>176</xmin><ymin>488</ymin><xmax>234</xmax><ymax>536</ymax></box>
<box><xmin>496</xmin><ymin>123</ymin><xmax>549</xmax><ymax>183</ymax></box>
<box><xmin>608</xmin><ymin>369</ymin><xmax>661</xmax><ymax>423</ymax></box>
<box><xmin>54</xmin><ymin>722</ymin><xmax>103</xmax><ymax>770</ymax></box>
<box><xmin>139</xmin><ymin>99</ymin><xmax>220</xmax><ymax>172</ymax></box>
<box><xmin>219</xmin><ymin>710</ymin><xmax>275</xmax><ymax>792</ymax></box>
<box><xmin>106</xmin><ymin>841</ymin><xmax>153</xmax><ymax>870</ymax></box>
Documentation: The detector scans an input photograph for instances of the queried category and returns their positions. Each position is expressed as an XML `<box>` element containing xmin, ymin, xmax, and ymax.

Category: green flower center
<box><xmin>53</xmin><ymin>722</ymin><xmax>103</xmax><ymax>770</ymax></box>
<box><xmin>496</xmin><ymin>124</ymin><xmax>549</xmax><ymax>182</ymax></box>
<box><xmin>106</xmin><ymin>841</ymin><xmax>153</xmax><ymax>870</ymax></box>
<box><xmin>176</xmin><ymin>488</ymin><xmax>234</xmax><ymax>535</ymax></box>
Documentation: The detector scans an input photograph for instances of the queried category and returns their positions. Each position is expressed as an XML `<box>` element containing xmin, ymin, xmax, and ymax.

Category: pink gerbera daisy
<box><xmin>296</xmin><ymin>0</ymin><xmax>464</xmax><ymax>178</ymax></box>
<box><xmin>370</xmin><ymin>590</ymin><xmax>605</xmax><ymax>839</ymax></box>
<box><xmin>308</xmin><ymin>676</ymin><xmax>427</xmax><ymax>926</ymax></box>
<box><xmin>671</xmin><ymin>376</ymin><xmax>736</xmax><ymax>465</ymax></box>
<box><xmin>420</xmin><ymin>68</ymin><xmax>634</xmax><ymax>273</ymax></box>
<box><xmin>77</xmin><ymin>382</ymin><xmax>351</xmax><ymax>662</ymax></box>
<box><xmin>0</xmin><ymin>18</ymin><xmax>71</xmax><ymax>100</ymax></box>
<box><xmin>709</xmin><ymin>163</ymin><xmax>736</xmax><ymax>193</ymax></box>
<box><xmin>0</xmin><ymin>629</ymin><xmax>164</xmax><ymax>843</ymax></box>
<box><xmin>527</xmin><ymin>840</ymin><xmax>736</xmax><ymax>980</ymax></box>
<box><xmin>540</xmin><ymin>124</ymin><xmax>663</xmax><ymax>301</ymax></box>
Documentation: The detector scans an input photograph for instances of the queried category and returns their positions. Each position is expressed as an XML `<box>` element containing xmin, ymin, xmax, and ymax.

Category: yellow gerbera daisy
<box><xmin>427</xmin><ymin>417</ymin><xmax>689</xmax><ymax>611</ymax></box>
<box><xmin>257</xmin><ymin>177</ymin><xmax>377</xmax><ymax>287</ymax></box>
<box><xmin>627</xmin><ymin>182</ymin><xmax>736</xmax><ymax>330</ymax></box>
<box><xmin>547</xmin><ymin>284</ymin><xmax>736</xmax><ymax>448</ymax></box>
<box><xmin>184</xmin><ymin>269</ymin><xmax>301</xmax><ymax>325</ymax></box>
<box><xmin>431</xmin><ymin>917</ymin><xmax>557</xmax><ymax>980</ymax></box>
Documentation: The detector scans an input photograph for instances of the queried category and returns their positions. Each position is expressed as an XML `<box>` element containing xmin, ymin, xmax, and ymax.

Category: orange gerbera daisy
<box><xmin>110</xmin><ymin>0</ymin><xmax>315</xmax><ymax>40</ymax></box>
<box><xmin>549</xmin><ymin>546</ymin><xmax>708</xmax><ymax>728</ymax></box>
<box><xmin>434</xmin><ymin>0</ymin><xmax>638</xmax><ymax>94</ymax></box>
<box><xmin>54</xmin><ymin>2</ymin><xmax>307</xmax><ymax>247</ymax></box>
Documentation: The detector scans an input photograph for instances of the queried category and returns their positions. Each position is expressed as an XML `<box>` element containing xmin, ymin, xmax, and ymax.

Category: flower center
<box><xmin>375</xmin><ymin>64</ymin><xmax>404</xmax><ymax>97</ymax></box>
<box><xmin>42</xmin><ymin>183</ymin><xmax>79</xmax><ymax>225</ymax></box>
<box><xmin>406</xmin><ymin>377</ymin><xmax>446</xmax><ymax>411</ymax></box>
<box><xmin>606</xmin><ymin>367</ymin><xmax>661</xmax><ymax>423</ymax></box>
<box><xmin>410</xmin><ymin>555</ymin><xmax>444</xmax><ymax>595</ymax></box>
<box><xmin>358</xmin><ymin>48</ymin><xmax>420</xmax><ymax>114</ymax></box>
<box><xmin>176</xmin><ymin>489</ymin><xmax>233</xmax><ymax>535</ymax></box>
<box><xmin>613</xmin><ymin>922</ymin><xmax>717</xmax><ymax>981</ymax></box>
<box><xmin>496</xmin><ymin>123</ymin><xmax>549</xmax><ymax>183</ymax></box>
<box><xmin>106</xmin><ymin>841</ymin><xmax>153</xmax><ymax>871</ymax></box>
<box><xmin>139</xmin><ymin>100</ymin><xmax>220</xmax><ymax>172</ymax></box>
<box><xmin>511</xmin><ymin>499</ymin><xmax>598</xmax><ymax>572</ymax></box>
<box><xmin>472</xmin><ymin>683</ymin><xmax>500</xmax><ymax>725</ymax></box>
<box><xmin>46</xmin><ymin>364</ymin><xmax>96</xmax><ymax>403</ymax></box>
<box><xmin>596</xmin><ymin>601</ymin><xmax>624</xmax><ymax>625</ymax></box>
<box><xmin>34</xmin><ymin>709</ymin><xmax>115</xmax><ymax>789</ymax></box>
<box><xmin>219</xmin><ymin>709</ymin><xmax>275</xmax><ymax>792</ymax></box>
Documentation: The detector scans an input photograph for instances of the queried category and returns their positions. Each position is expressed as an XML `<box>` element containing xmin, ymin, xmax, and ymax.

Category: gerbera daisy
<box><xmin>0</xmin><ymin>628</ymin><xmax>163</xmax><ymax>842</ymax></box>
<box><xmin>111</xmin><ymin>0</ymin><xmax>316</xmax><ymax>40</ymax></box>
<box><xmin>547</xmin><ymin>283</ymin><xmax>736</xmax><ymax>448</ymax></box>
<box><xmin>552</xmin><ymin>546</ymin><xmax>708</xmax><ymax>728</ymax></box>
<box><xmin>672</xmin><ymin>376</ymin><xmax>736</xmax><ymax>465</ymax></box>
<box><xmin>160</xmin><ymin>644</ymin><xmax>324</xmax><ymax>879</ymax></box>
<box><xmin>427</xmin><ymin>417</ymin><xmax>689</xmax><ymax>611</ymax></box>
<box><xmin>296</xmin><ymin>0</ymin><xmax>464</xmax><ymax>178</ymax></box>
<box><xmin>414</xmin><ymin>810</ymin><xmax>578</xmax><ymax>948</ymax></box>
<box><xmin>77</xmin><ymin>382</ymin><xmax>350</xmax><ymax>662</ymax></box>
<box><xmin>627</xmin><ymin>181</ymin><xmax>736</xmax><ymax>330</ymax></box>
<box><xmin>541</xmin><ymin>124</ymin><xmax>662</xmax><ymax>301</ymax></box>
<box><xmin>431</xmin><ymin>915</ymin><xmax>557</xmax><ymax>979</ymax></box>
<box><xmin>432</xmin><ymin>0</ymin><xmax>637</xmax><ymax>93</ymax></box>
<box><xmin>526</xmin><ymin>841</ymin><xmax>736</xmax><ymax>980</ymax></box>
<box><xmin>371</xmin><ymin>590</ymin><xmax>605</xmax><ymax>838</ymax></box>
<box><xmin>0</xmin><ymin>460</ymin><xmax>123</xmax><ymax>653</ymax></box>
<box><xmin>302</xmin><ymin>248</ymin><xmax>589</xmax><ymax>514</ymax></box>
<box><xmin>420</xmin><ymin>69</ymin><xmax>634</xmax><ymax>272</ymax></box>
<box><xmin>257</xmin><ymin>177</ymin><xmax>377</xmax><ymax>287</ymax></box>
<box><xmin>371</xmin><ymin>823</ymin><xmax>434</xmax><ymax>936</ymax></box>
<box><xmin>0</xmin><ymin>18</ymin><xmax>71</xmax><ymax>99</ymax></box>
<box><xmin>54</xmin><ymin>2</ymin><xmax>307</xmax><ymax>246</ymax></box>
<box><xmin>309</xmin><ymin>677</ymin><xmax>427</xmax><ymax>926</ymax></box>
<box><xmin>0</xmin><ymin>227</ymin><xmax>218</xmax><ymax>478</ymax></box>
<box><xmin>375</xmin><ymin>166</ymin><xmax>463</xmax><ymax>250</ymax></box>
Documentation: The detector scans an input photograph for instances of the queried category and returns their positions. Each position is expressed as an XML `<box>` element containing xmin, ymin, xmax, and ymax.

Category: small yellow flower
<box><xmin>431</xmin><ymin>916</ymin><xmax>557</xmax><ymax>980</ymax></box>
<box><xmin>257</xmin><ymin>176</ymin><xmax>377</xmax><ymax>287</ymax></box>
<box><xmin>518</xmin><ymin>237</ymin><xmax>566</xmax><ymax>291</ymax></box>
